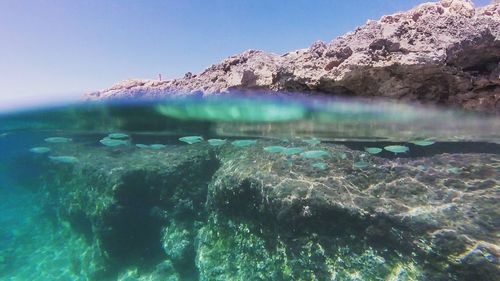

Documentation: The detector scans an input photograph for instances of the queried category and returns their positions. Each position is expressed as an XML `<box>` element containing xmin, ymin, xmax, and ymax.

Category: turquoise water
<box><xmin>0</xmin><ymin>96</ymin><xmax>498</xmax><ymax>281</ymax></box>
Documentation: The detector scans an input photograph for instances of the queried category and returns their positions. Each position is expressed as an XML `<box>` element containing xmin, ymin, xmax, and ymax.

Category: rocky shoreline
<box><xmin>87</xmin><ymin>0</ymin><xmax>500</xmax><ymax>114</ymax></box>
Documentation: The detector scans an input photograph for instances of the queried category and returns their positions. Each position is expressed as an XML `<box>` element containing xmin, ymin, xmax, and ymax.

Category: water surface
<box><xmin>0</xmin><ymin>96</ymin><xmax>498</xmax><ymax>281</ymax></box>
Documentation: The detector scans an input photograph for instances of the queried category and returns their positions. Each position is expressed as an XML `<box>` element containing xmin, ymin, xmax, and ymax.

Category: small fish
<box><xmin>397</xmin><ymin>269</ymin><xmax>409</xmax><ymax>280</ymax></box>
<box><xmin>416</xmin><ymin>165</ymin><xmax>427</xmax><ymax>171</ymax></box>
<box><xmin>150</xmin><ymin>144</ymin><xmax>166</xmax><ymax>150</ymax></box>
<box><xmin>411</xmin><ymin>140</ymin><xmax>435</xmax><ymax>146</ymax></box>
<box><xmin>108</xmin><ymin>133</ymin><xmax>130</xmax><ymax>140</ymax></box>
<box><xmin>100</xmin><ymin>137</ymin><xmax>128</xmax><ymax>147</ymax></box>
<box><xmin>0</xmin><ymin>132</ymin><xmax>9</xmax><ymax>138</ymax></box>
<box><xmin>303</xmin><ymin>139</ymin><xmax>321</xmax><ymax>145</ymax></box>
<box><xmin>264</xmin><ymin>146</ymin><xmax>286</xmax><ymax>153</ymax></box>
<box><xmin>29</xmin><ymin>147</ymin><xmax>51</xmax><ymax>154</ymax></box>
<box><xmin>484</xmin><ymin>253</ymin><xmax>497</xmax><ymax>263</ymax></box>
<box><xmin>208</xmin><ymin>139</ymin><xmax>227</xmax><ymax>146</ymax></box>
<box><xmin>383</xmin><ymin>145</ymin><xmax>409</xmax><ymax>154</ymax></box>
<box><xmin>231</xmin><ymin>140</ymin><xmax>257</xmax><ymax>147</ymax></box>
<box><xmin>353</xmin><ymin>161</ymin><xmax>369</xmax><ymax>169</ymax></box>
<box><xmin>301</xmin><ymin>150</ymin><xmax>330</xmax><ymax>159</ymax></box>
<box><xmin>179</xmin><ymin>136</ymin><xmax>203</xmax><ymax>144</ymax></box>
<box><xmin>44</xmin><ymin>137</ymin><xmax>72</xmax><ymax>143</ymax></box>
<box><xmin>312</xmin><ymin>162</ymin><xmax>328</xmax><ymax>170</ymax></box>
<box><xmin>364</xmin><ymin>147</ymin><xmax>382</xmax><ymax>154</ymax></box>
<box><xmin>447</xmin><ymin>166</ymin><xmax>461</xmax><ymax>174</ymax></box>
<box><xmin>49</xmin><ymin>156</ymin><xmax>79</xmax><ymax>164</ymax></box>
<box><xmin>281</xmin><ymin>147</ymin><xmax>304</xmax><ymax>155</ymax></box>
<box><xmin>135</xmin><ymin>144</ymin><xmax>149</xmax><ymax>149</ymax></box>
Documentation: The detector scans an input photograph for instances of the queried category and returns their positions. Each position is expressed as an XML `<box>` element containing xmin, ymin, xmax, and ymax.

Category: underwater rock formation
<box><xmin>87</xmin><ymin>0</ymin><xmax>500</xmax><ymax>114</ymax></box>
<box><xmin>41</xmin><ymin>144</ymin><xmax>218</xmax><ymax>280</ymax></box>
<box><xmin>40</xmin><ymin>141</ymin><xmax>499</xmax><ymax>280</ymax></box>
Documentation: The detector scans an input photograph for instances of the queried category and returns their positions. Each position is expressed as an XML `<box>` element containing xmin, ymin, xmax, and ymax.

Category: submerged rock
<box><xmin>209</xmin><ymin>144</ymin><xmax>499</xmax><ymax>280</ymax></box>
<box><xmin>39</xmin><ymin>141</ymin><xmax>499</xmax><ymax>280</ymax></box>
<box><xmin>41</xmin><ymin>143</ymin><xmax>218</xmax><ymax>280</ymax></box>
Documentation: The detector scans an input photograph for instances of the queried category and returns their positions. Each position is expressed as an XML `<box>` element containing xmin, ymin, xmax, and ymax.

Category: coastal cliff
<box><xmin>86</xmin><ymin>0</ymin><xmax>500</xmax><ymax>113</ymax></box>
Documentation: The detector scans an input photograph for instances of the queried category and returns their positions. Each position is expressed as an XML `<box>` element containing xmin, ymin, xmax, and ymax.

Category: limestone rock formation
<box><xmin>86</xmin><ymin>0</ymin><xmax>500</xmax><ymax>113</ymax></box>
<box><xmin>40</xmin><ymin>140</ymin><xmax>499</xmax><ymax>280</ymax></box>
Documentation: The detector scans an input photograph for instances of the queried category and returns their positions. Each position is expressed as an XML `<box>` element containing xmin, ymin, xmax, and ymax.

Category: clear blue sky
<box><xmin>0</xmin><ymin>0</ymin><xmax>491</xmax><ymax>110</ymax></box>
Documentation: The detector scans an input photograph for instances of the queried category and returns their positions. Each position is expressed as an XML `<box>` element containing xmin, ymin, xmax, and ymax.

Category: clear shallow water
<box><xmin>0</xmin><ymin>96</ymin><xmax>498</xmax><ymax>281</ymax></box>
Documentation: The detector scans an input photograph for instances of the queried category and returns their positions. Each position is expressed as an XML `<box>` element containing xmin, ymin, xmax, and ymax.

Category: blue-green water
<box><xmin>0</xmin><ymin>96</ymin><xmax>498</xmax><ymax>281</ymax></box>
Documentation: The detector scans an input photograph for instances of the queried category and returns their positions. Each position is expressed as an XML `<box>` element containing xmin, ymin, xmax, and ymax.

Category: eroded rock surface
<box><xmin>87</xmin><ymin>0</ymin><xmax>500</xmax><ymax>113</ymax></box>
<box><xmin>41</xmin><ymin>144</ymin><xmax>218</xmax><ymax>280</ymax></box>
<box><xmin>40</xmin><ymin>140</ymin><xmax>499</xmax><ymax>280</ymax></box>
<box><xmin>210</xmin><ymin>142</ymin><xmax>499</xmax><ymax>280</ymax></box>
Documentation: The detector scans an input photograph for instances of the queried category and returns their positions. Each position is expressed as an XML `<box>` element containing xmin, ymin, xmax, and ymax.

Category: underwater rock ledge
<box><xmin>86</xmin><ymin>0</ymin><xmax>500</xmax><ymax>114</ymax></box>
<box><xmin>40</xmin><ymin>141</ymin><xmax>499</xmax><ymax>280</ymax></box>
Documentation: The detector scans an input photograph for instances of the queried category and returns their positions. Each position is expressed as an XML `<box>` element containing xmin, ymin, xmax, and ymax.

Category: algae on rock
<box><xmin>39</xmin><ymin>140</ymin><xmax>499</xmax><ymax>280</ymax></box>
